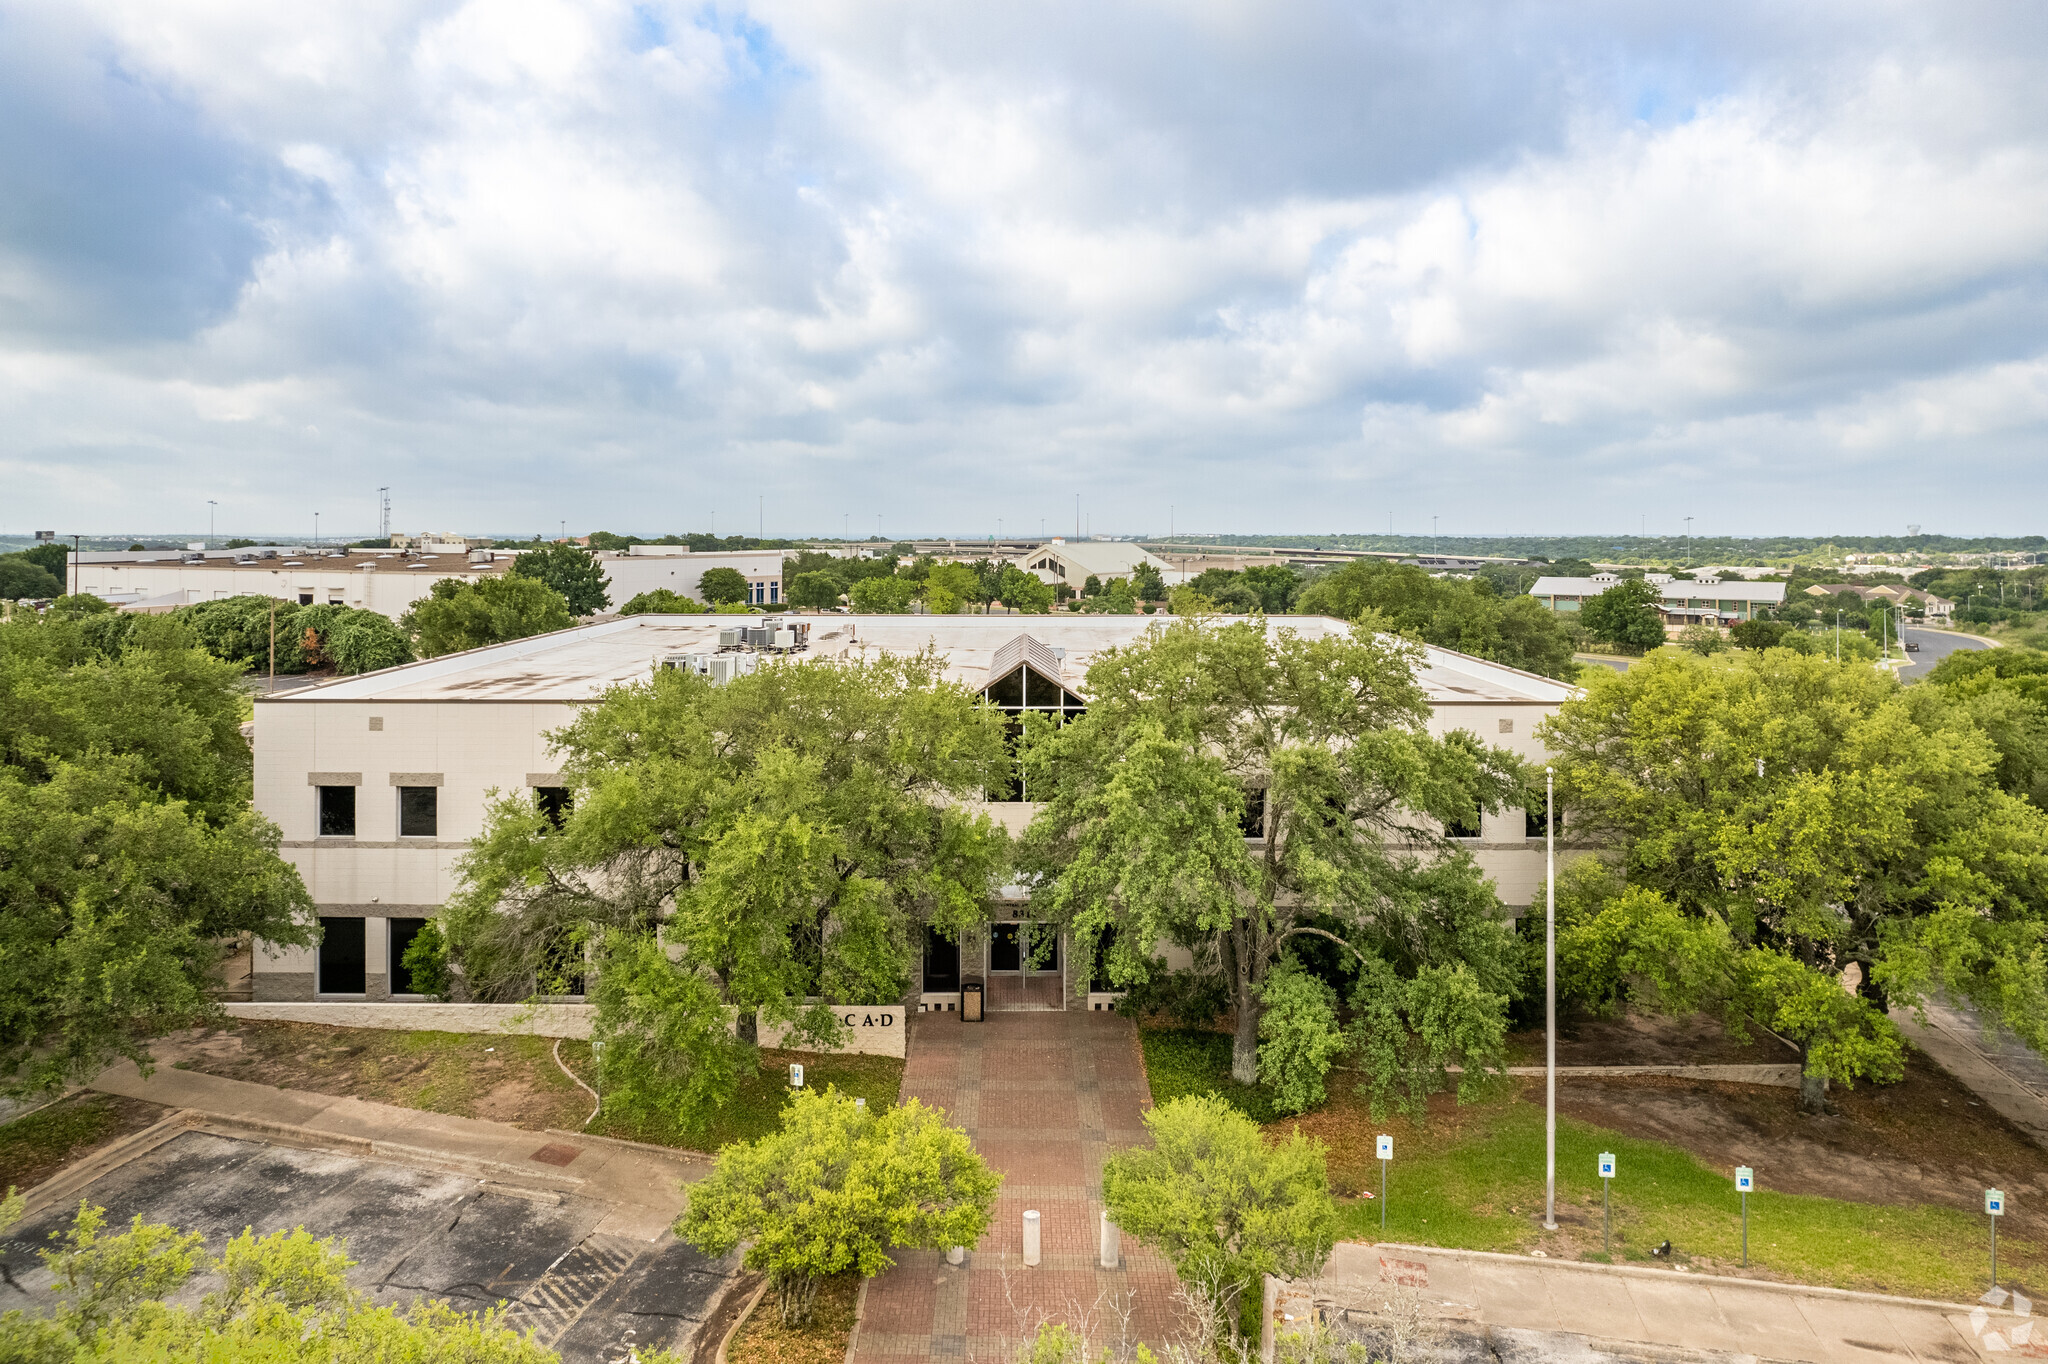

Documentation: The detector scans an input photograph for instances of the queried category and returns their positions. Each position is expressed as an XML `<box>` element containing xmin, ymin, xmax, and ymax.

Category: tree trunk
<box><xmin>1229</xmin><ymin>922</ymin><xmax>1260</xmax><ymax>1085</ymax></box>
<box><xmin>736</xmin><ymin>1007</ymin><xmax>759</xmax><ymax>1046</ymax></box>
<box><xmin>1798</xmin><ymin>1048</ymin><xmax>1828</xmax><ymax>1114</ymax></box>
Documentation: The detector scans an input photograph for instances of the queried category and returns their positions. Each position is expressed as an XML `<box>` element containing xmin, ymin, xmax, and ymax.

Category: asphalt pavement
<box><xmin>1897</xmin><ymin>626</ymin><xmax>1996</xmax><ymax>682</ymax></box>
<box><xmin>1</xmin><ymin>1128</ymin><xmax>734</xmax><ymax>1363</ymax></box>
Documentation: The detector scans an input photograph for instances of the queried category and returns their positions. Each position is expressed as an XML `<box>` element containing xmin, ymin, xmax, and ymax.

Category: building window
<box><xmin>769</xmin><ymin>581</ymin><xmax>780</xmax><ymax>604</ymax></box>
<box><xmin>1445</xmin><ymin>809</ymin><xmax>1481</xmax><ymax>840</ymax></box>
<box><xmin>1240</xmin><ymin>786</ymin><xmax>1268</xmax><ymax>840</ymax></box>
<box><xmin>398</xmin><ymin>786</ymin><xmax>438</xmax><ymax>838</ymax></box>
<box><xmin>536</xmin><ymin>786</ymin><xmax>571</xmax><ymax>829</ymax></box>
<box><xmin>318</xmin><ymin>785</ymin><xmax>357</xmax><ymax>837</ymax></box>
<box><xmin>1525</xmin><ymin>799</ymin><xmax>1560</xmax><ymax>840</ymax></box>
<box><xmin>922</xmin><ymin>926</ymin><xmax>961</xmax><ymax>992</ymax></box>
<box><xmin>298</xmin><ymin>592</ymin><xmax>314</xmax><ymax>605</ymax></box>
<box><xmin>317</xmin><ymin>916</ymin><xmax>366</xmax><ymax>993</ymax></box>
<box><xmin>388</xmin><ymin>917</ymin><xmax>429</xmax><ymax>995</ymax></box>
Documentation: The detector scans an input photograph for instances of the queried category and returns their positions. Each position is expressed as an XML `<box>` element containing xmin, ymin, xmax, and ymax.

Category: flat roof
<box><xmin>80</xmin><ymin>551</ymin><xmax>503</xmax><ymax>575</ymax></box>
<box><xmin>1529</xmin><ymin>576</ymin><xmax>1786</xmax><ymax>602</ymax></box>
<box><xmin>263</xmin><ymin>614</ymin><xmax>1577</xmax><ymax>706</ymax></box>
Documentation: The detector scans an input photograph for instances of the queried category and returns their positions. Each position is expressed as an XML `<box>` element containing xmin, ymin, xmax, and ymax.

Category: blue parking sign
<box><xmin>1598</xmin><ymin>1153</ymin><xmax>1616</xmax><ymax>1180</ymax></box>
<box><xmin>1376</xmin><ymin>1134</ymin><xmax>1393</xmax><ymax>1161</ymax></box>
<box><xmin>1988</xmin><ymin>1189</ymin><xmax>2006</xmax><ymax>1216</ymax></box>
<box><xmin>1735</xmin><ymin>1166</ymin><xmax>1754</xmax><ymax>1192</ymax></box>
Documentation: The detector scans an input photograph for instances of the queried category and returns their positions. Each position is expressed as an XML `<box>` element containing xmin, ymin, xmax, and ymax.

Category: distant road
<box><xmin>1898</xmin><ymin>625</ymin><xmax>1997</xmax><ymax>681</ymax></box>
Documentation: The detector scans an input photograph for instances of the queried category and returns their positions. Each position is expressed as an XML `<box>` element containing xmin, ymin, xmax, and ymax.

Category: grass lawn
<box><xmin>1140</xmin><ymin>1024</ymin><xmax>2046</xmax><ymax>1303</ymax></box>
<box><xmin>0</xmin><ymin>1092</ymin><xmax>169</xmax><ymax>1193</ymax></box>
<box><xmin>566</xmin><ymin>1044</ymin><xmax>906</xmax><ymax>1153</ymax></box>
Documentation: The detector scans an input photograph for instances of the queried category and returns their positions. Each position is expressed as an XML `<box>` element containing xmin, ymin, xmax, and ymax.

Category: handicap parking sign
<box><xmin>1376</xmin><ymin>1135</ymin><xmax>1393</xmax><ymax>1161</ymax></box>
<box><xmin>1598</xmin><ymin>1153</ymin><xmax>1616</xmax><ymax>1180</ymax></box>
<box><xmin>1735</xmin><ymin>1166</ymin><xmax>1754</xmax><ymax>1192</ymax></box>
<box><xmin>1989</xmin><ymin>1189</ymin><xmax>2007</xmax><ymax>1216</ymax></box>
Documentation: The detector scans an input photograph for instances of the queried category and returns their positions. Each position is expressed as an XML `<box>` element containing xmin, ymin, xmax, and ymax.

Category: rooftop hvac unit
<box><xmin>773</xmin><ymin>628</ymin><xmax>796</xmax><ymax>649</ymax></box>
<box><xmin>717</xmin><ymin>627</ymin><xmax>744</xmax><ymax>651</ymax></box>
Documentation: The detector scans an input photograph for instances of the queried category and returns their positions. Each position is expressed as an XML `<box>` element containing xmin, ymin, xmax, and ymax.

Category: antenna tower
<box><xmin>379</xmin><ymin>487</ymin><xmax>391</xmax><ymax>542</ymax></box>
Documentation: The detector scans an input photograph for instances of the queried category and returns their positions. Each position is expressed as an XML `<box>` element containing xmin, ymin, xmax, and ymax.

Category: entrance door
<box><xmin>990</xmin><ymin>923</ymin><xmax>1022</xmax><ymax>972</ymax></box>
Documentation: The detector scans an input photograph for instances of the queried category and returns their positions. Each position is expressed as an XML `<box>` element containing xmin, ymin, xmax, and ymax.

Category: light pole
<box><xmin>1684</xmin><ymin>516</ymin><xmax>1693</xmax><ymax>569</ymax></box>
<box><xmin>207</xmin><ymin>500</ymin><xmax>217</xmax><ymax>547</ymax></box>
<box><xmin>314</xmin><ymin>512</ymin><xmax>319</xmax><ymax>549</ymax></box>
<box><xmin>1544</xmin><ymin>767</ymin><xmax>1557</xmax><ymax>1231</ymax></box>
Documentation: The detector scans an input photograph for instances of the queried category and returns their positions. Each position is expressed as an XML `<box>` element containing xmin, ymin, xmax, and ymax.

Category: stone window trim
<box><xmin>388</xmin><ymin>772</ymin><xmax>445</xmax><ymax>786</ymax></box>
<box><xmin>525</xmin><ymin>772</ymin><xmax>563</xmax><ymax>787</ymax></box>
<box><xmin>308</xmin><ymin>772</ymin><xmax>363</xmax><ymax>786</ymax></box>
<box><xmin>1498</xmin><ymin>718</ymin><xmax>1515</xmax><ymax>734</ymax></box>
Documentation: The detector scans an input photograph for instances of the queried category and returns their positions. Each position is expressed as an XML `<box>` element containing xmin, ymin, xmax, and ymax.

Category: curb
<box><xmin>714</xmin><ymin>1278</ymin><xmax>771</xmax><ymax>1364</ymax></box>
<box><xmin>542</xmin><ymin>1127</ymin><xmax>714</xmax><ymax>1165</ymax></box>
<box><xmin>186</xmin><ymin>1111</ymin><xmax>585</xmax><ymax>1192</ymax></box>
<box><xmin>844</xmin><ymin>1277</ymin><xmax>870</xmax><ymax>1364</ymax></box>
<box><xmin>17</xmin><ymin>1109</ymin><xmax>201</xmax><ymax>1221</ymax></box>
<box><xmin>1367</xmin><ymin>1241</ymin><xmax>2032</xmax><ymax>1319</ymax></box>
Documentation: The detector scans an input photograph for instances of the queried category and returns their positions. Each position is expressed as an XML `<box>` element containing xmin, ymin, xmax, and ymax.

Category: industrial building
<box><xmin>1012</xmin><ymin>538</ymin><xmax>1176</xmax><ymax>589</ymax></box>
<box><xmin>246</xmin><ymin>614</ymin><xmax>1575</xmax><ymax>1009</ymax></box>
<box><xmin>592</xmin><ymin>547</ymin><xmax>786</xmax><ymax>607</ymax></box>
<box><xmin>70</xmin><ymin>546</ymin><xmax>511</xmax><ymax>617</ymax></box>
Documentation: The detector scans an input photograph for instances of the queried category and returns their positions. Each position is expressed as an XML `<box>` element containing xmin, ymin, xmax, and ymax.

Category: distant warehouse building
<box><xmin>245</xmin><ymin>613</ymin><xmax>1575</xmax><ymax>1006</ymax></box>
<box><xmin>71</xmin><ymin>546</ymin><xmax>511</xmax><ymax>617</ymax></box>
<box><xmin>1528</xmin><ymin>572</ymin><xmax>1786</xmax><ymax>626</ymax></box>
<box><xmin>1012</xmin><ymin>538</ymin><xmax>1176</xmax><ymax>589</ymax></box>
<box><xmin>593</xmin><ymin>547</ymin><xmax>785</xmax><ymax>607</ymax></box>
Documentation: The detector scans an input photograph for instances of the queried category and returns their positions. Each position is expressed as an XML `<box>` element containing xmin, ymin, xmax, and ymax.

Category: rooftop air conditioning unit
<box><xmin>717</xmin><ymin>627</ymin><xmax>744</xmax><ymax>651</ymax></box>
<box><xmin>773</xmin><ymin>628</ymin><xmax>796</xmax><ymax>649</ymax></box>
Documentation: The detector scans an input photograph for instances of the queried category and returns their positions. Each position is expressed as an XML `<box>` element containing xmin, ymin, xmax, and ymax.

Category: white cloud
<box><xmin>2</xmin><ymin>0</ymin><xmax>2046</xmax><ymax>537</ymax></box>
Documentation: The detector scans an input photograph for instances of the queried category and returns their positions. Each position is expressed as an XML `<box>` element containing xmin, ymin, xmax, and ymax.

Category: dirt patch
<box><xmin>1507</xmin><ymin>1011</ymin><xmax>1787</xmax><ymax>1067</ymax></box>
<box><xmin>0</xmin><ymin>1092</ymin><xmax>170</xmax><ymax>1193</ymax></box>
<box><xmin>1556</xmin><ymin>1043</ymin><xmax>2048</xmax><ymax>1238</ymax></box>
<box><xmin>149</xmin><ymin>1022</ymin><xmax>593</xmax><ymax>1131</ymax></box>
<box><xmin>728</xmin><ymin>1274</ymin><xmax>858</xmax><ymax>1364</ymax></box>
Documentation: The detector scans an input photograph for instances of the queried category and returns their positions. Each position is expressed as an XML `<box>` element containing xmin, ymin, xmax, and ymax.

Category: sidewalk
<box><xmin>1892</xmin><ymin>1003</ymin><xmax>2048</xmax><ymax>1153</ymax></box>
<box><xmin>1281</xmin><ymin>1242</ymin><xmax>2011</xmax><ymax>1364</ymax></box>
<box><xmin>87</xmin><ymin>1060</ymin><xmax>704</xmax><ymax>1240</ymax></box>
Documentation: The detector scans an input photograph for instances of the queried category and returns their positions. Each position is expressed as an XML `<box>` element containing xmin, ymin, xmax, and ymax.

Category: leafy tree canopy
<box><xmin>698</xmin><ymin>566</ymin><xmax>752</xmax><ymax>605</ymax></box>
<box><xmin>680</xmin><ymin>1087</ymin><xmax>1000</xmax><ymax>1325</ymax></box>
<box><xmin>509</xmin><ymin>542</ymin><xmax>612</xmax><ymax>615</ymax></box>
<box><xmin>849</xmin><ymin>574</ymin><xmax>917</xmax><ymax>613</ymax></box>
<box><xmin>0</xmin><ymin>1206</ymin><xmax>578</xmax><ymax>1363</ymax></box>
<box><xmin>1923</xmin><ymin>646</ymin><xmax>2048</xmax><ymax>811</ymax></box>
<box><xmin>1103</xmin><ymin>1094</ymin><xmax>1334</xmax><ymax>1341</ymax></box>
<box><xmin>620</xmin><ymin>589</ymin><xmax>707</xmax><ymax>615</ymax></box>
<box><xmin>1578</xmin><ymin>578</ymin><xmax>1667</xmax><ymax>653</ymax></box>
<box><xmin>0</xmin><ymin>556</ymin><xmax>64</xmax><ymax>600</ymax></box>
<box><xmin>1019</xmin><ymin>617</ymin><xmax>1527</xmax><ymax>1099</ymax></box>
<box><xmin>401</xmin><ymin>576</ymin><xmax>574</xmax><ymax>657</ymax></box>
<box><xmin>786</xmin><ymin>572</ymin><xmax>843</xmax><ymax>611</ymax></box>
<box><xmin>1543</xmin><ymin>649</ymin><xmax>2048</xmax><ymax>1108</ymax></box>
<box><xmin>446</xmin><ymin>650</ymin><xmax>1010</xmax><ymax>1127</ymax></box>
<box><xmin>0</xmin><ymin>612</ymin><xmax>314</xmax><ymax>1095</ymax></box>
<box><xmin>995</xmin><ymin>564</ymin><xmax>1054</xmax><ymax>614</ymax></box>
<box><xmin>1291</xmin><ymin>560</ymin><xmax>1578</xmax><ymax>680</ymax></box>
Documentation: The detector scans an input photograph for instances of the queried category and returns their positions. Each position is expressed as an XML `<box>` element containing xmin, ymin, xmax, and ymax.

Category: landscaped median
<box><xmin>1138</xmin><ymin>1021</ymin><xmax>2048</xmax><ymax>1303</ymax></box>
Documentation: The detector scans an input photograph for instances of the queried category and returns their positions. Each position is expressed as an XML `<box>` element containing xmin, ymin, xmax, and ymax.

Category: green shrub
<box><xmin>1255</xmin><ymin>962</ymin><xmax>1344</xmax><ymax>1116</ymax></box>
<box><xmin>621</xmin><ymin>589</ymin><xmax>706</xmax><ymax>615</ymax></box>
<box><xmin>679</xmin><ymin>1087</ymin><xmax>1000</xmax><ymax>1325</ymax></box>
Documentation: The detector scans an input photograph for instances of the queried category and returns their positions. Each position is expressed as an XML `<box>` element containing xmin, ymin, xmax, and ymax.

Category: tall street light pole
<box><xmin>1684</xmin><ymin>516</ymin><xmax>1694</xmax><ymax>568</ymax></box>
<box><xmin>1545</xmin><ymin>766</ymin><xmax>1558</xmax><ymax>1231</ymax></box>
<box><xmin>208</xmin><ymin>500</ymin><xmax>217</xmax><ymax>547</ymax></box>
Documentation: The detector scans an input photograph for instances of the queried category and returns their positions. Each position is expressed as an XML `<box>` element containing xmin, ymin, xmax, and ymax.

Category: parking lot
<box><xmin>1</xmin><ymin>1128</ymin><xmax>738</xmax><ymax>1363</ymax></box>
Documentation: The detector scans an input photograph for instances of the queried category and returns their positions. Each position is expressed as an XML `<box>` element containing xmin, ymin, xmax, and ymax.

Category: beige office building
<box><xmin>247</xmin><ymin>614</ymin><xmax>1575</xmax><ymax>1008</ymax></box>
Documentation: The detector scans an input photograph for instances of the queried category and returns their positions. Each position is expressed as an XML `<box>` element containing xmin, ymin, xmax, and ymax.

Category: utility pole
<box><xmin>1685</xmin><ymin>515</ymin><xmax>1694</xmax><ymax>568</ymax></box>
<box><xmin>1544</xmin><ymin>767</ymin><xmax>1558</xmax><ymax>1231</ymax></box>
<box><xmin>379</xmin><ymin>487</ymin><xmax>390</xmax><ymax>542</ymax></box>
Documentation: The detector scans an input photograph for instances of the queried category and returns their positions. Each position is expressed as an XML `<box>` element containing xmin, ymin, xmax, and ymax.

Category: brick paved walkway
<box><xmin>851</xmin><ymin>1009</ymin><xmax>1183</xmax><ymax>1363</ymax></box>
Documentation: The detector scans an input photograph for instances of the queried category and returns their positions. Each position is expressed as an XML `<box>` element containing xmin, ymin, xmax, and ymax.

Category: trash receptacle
<box><xmin>960</xmin><ymin>981</ymin><xmax>984</xmax><ymax>1022</ymax></box>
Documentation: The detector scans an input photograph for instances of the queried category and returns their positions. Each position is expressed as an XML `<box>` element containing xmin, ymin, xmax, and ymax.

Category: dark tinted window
<box><xmin>1446</xmin><ymin>808</ymin><xmax>1481</xmax><ymax>839</ymax></box>
<box><xmin>1240</xmin><ymin>787</ymin><xmax>1267</xmax><ymax>839</ymax></box>
<box><xmin>536</xmin><ymin>786</ymin><xmax>571</xmax><ymax>828</ymax></box>
<box><xmin>922</xmin><ymin>926</ymin><xmax>960</xmax><ymax>991</ymax></box>
<box><xmin>399</xmin><ymin>786</ymin><xmax>438</xmax><ymax>837</ymax></box>
<box><xmin>318</xmin><ymin>785</ymin><xmax>356</xmax><ymax>837</ymax></box>
<box><xmin>388</xmin><ymin>917</ymin><xmax>427</xmax><ymax>994</ymax></box>
<box><xmin>1090</xmin><ymin>926</ymin><xmax>1121</xmax><ymax>993</ymax></box>
<box><xmin>317</xmin><ymin>916</ymin><xmax>365</xmax><ymax>993</ymax></box>
<box><xmin>1525</xmin><ymin>798</ymin><xmax>1559</xmax><ymax>839</ymax></box>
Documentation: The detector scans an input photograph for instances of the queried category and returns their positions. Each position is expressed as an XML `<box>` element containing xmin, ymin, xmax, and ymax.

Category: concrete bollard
<box><xmin>1023</xmin><ymin>1209</ymin><xmax>1042</xmax><ymax>1267</ymax></box>
<box><xmin>1100</xmin><ymin>1210</ymin><xmax>1119</xmax><ymax>1269</ymax></box>
<box><xmin>947</xmin><ymin>1245</ymin><xmax>965</xmax><ymax>1266</ymax></box>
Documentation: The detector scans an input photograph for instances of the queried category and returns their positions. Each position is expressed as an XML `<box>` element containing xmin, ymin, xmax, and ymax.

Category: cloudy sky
<box><xmin>3</xmin><ymin>1</ymin><xmax>2046</xmax><ymax>540</ymax></box>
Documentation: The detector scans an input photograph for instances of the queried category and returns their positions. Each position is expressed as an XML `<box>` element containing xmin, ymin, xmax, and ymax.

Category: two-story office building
<box><xmin>247</xmin><ymin>615</ymin><xmax>1576</xmax><ymax>1008</ymax></box>
<box><xmin>1529</xmin><ymin>573</ymin><xmax>1787</xmax><ymax>626</ymax></box>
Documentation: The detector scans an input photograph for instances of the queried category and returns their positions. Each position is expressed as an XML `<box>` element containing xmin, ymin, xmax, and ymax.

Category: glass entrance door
<box><xmin>990</xmin><ymin>923</ymin><xmax>1022</xmax><ymax>972</ymax></box>
<box><xmin>989</xmin><ymin>923</ymin><xmax>1059</xmax><ymax>974</ymax></box>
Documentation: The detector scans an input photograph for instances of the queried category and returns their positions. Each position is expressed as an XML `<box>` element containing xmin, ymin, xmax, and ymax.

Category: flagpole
<box><xmin>1545</xmin><ymin>766</ymin><xmax>1558</xmax><ymax>1231</ymax></box>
